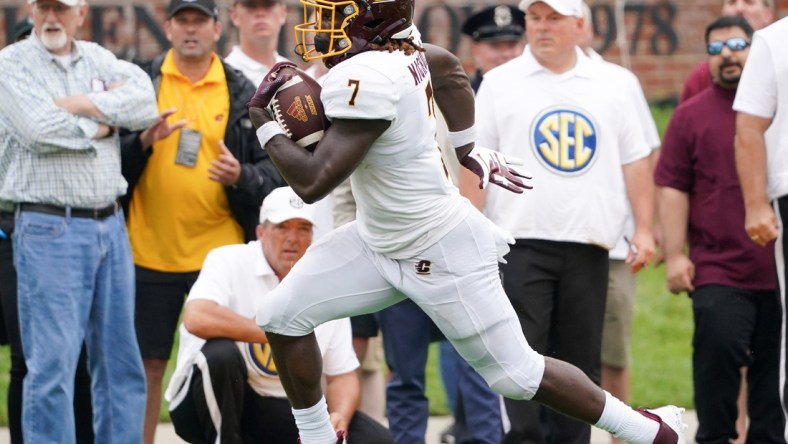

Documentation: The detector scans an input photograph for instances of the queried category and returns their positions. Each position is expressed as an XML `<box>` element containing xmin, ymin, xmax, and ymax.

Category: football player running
<box><xmin>246</xmin><ymin>1</ymin><xmax>686</xmax><ymax>443</ymax></box>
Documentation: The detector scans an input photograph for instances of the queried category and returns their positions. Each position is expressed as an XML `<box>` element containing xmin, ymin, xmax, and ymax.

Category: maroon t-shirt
<box><xmin>679</xmin><ymin>60</ymin><xmax>712</xmax><ymax>103</ymax></box>
<box><xmin>655</xmin><ymin>84</ymin><xmax>775</xmax><ymax>290</ymax></box>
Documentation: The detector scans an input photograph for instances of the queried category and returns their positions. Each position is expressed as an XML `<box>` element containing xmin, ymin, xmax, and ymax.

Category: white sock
<box><xmin>595</xmin><ymin>391</ymin><xmax>659</xmax><ymax>444</ymax></box>
<box><xmin>292</xmin><ymin>396</ymin><xmax>336</xmax><ymax>444</ymax></box>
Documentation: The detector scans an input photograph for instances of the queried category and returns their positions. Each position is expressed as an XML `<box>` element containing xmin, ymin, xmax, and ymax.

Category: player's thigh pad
<box><xmin>398</xmin><ymin>212</ymin><xmax>544</xmax><ymax>400</ymax></box>
<box><xmin>256</xmin><ymin>222</ymin><xmax>406</xmax><ymax>336</ymax></box>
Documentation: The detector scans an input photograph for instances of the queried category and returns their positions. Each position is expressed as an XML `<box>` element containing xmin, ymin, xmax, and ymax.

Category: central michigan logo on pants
<box><xmin>415</xmin><ymin>260</ymin><xmax>432</xmax><ymax>275</ymax></box>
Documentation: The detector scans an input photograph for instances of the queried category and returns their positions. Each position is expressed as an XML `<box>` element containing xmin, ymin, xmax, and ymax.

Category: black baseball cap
<box><xmin>462</xmin><ymin>5</ymin><xmax>525</xmax><ymax>42</ymax></box>
<box><xmin>12</xmin><ymin>17</ymin><xmax>34</xmax><ymax>42</ymax></box>
<box><xmin>167</xmin><ymin>0</ymin><xmax>219</xmax><ymax>19</ymax></box>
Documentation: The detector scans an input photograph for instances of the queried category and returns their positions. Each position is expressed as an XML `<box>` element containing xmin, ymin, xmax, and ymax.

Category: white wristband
<box><xmin>255</xmin><ymin>121</ymin><xmax>286</xmax><ymax>148</ymax></box>
<box><xmin>447</xmin><ymin>125</ymin><xmax>477</xmax><ymax>148</ymax></box>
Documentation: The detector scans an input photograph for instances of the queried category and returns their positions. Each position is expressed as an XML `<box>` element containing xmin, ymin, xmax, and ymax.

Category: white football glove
<box><xmin>460</xmin><ymin>146</ymin><xmax>533</xmax><ymax>193</ymax></box>
<box><xmin>486</xmin><ymin>219</ymin><xmax>516</xmax><ymax>264</ymax></box>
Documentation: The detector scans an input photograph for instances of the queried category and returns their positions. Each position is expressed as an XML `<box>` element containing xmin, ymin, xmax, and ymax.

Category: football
<box><xmin>266</xmin><ymin>67</ymin><xmax>329</xmax><ymax>152</ymax></box>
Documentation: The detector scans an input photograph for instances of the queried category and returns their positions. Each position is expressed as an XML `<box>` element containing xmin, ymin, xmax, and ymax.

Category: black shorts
<box><xmin>134</xmin><ymin>266</ymin><xmax>199</xmax><ymax>359</ymax></box>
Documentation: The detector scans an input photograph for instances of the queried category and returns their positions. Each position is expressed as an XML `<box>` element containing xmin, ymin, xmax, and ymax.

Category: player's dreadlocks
<box><xmin>370</xmin><ymin>36</ymin><xmax>425</xmax><ymax>55</ymax></box>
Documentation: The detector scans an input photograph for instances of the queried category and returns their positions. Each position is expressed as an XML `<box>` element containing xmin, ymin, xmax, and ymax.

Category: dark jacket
<box><xmin>120</xmin><ymin>52</ymin><xmax>285</xmax><ymax>241</ymax></box>
<box><xmin>470</xmin><ymin>69</ymin><xmax>484</xmax><ymax>94</ymax></box>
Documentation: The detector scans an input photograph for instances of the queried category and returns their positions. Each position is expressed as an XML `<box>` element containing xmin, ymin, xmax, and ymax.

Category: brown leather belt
<box><xmin>19</xmin><ymin>201</ymin><xmax>119</xmax><ymax>220</ymax></box>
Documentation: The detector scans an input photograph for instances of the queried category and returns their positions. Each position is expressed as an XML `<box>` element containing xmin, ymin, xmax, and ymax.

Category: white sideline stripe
<box><xmin>167</xmin><ymin>366</ymin><xmax>193</xmax><ymax>410</ymax></box>
<box><xmin>194</xmin><ymin>352</ymin><xmax>223</xmax><ymax>444</ymax></box>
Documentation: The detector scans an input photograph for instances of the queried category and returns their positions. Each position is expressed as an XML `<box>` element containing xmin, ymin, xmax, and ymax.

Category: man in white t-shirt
<box><xmin>733</xmin><ymin>15</ymin><xmax>788</xmax><ymax>442</ymax></box>
<box><xmin>463</xmin><ymin>0</ymin><xmax>657</xmax><ymax>441</ymax></box>
<box><xmin>165</xmin><ymin>186</ymin><xmax>392</xmax><ymax>444</ymax></box>
<box><xmin>578</xmin><ymin>6</ymin><xmax>662</xmax><ymax>443</ymax></box>
<box><xmin>224</xmin><ymin>0</ymin><xmax>291</xmax><ymax>87</ymax></box>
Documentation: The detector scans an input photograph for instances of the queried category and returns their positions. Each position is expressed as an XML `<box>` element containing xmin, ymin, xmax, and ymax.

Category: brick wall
<box><xmin>587</xmin><ymin>0</ymin><xmax>788</xmax><ymax>103</ymax></box>
<box><xmin>2</xmin><ymin>0</ymin><xmax>787</xmax><ymax>103</ymax></box>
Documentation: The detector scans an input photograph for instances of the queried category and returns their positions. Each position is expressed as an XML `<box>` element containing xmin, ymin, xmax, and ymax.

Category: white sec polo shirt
<box><xmin>476</xmin><ymin>46</ymin><xmax>650</xmax><ymax>249</ymax></box>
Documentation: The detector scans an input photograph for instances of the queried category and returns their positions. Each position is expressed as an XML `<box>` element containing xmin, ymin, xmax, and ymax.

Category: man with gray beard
<box><xmin>0</xmin><ymin>0</ymin><xmax>158</xmax><ymax>442</ymax></box>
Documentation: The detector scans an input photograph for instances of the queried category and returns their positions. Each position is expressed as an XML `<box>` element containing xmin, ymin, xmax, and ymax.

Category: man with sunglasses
<box><xmin>680</xmin><ymin>0</ymin><xmax>774</xmax><ymax>103</ymax></box>
<box><xmin>656</xmin><ymin>15</ymin><xmax>785</xmax><ymax>444</ymax></box>
<box><xmin>734</xmin><ymin>13</ymin><xmax>788</xmax><ymax>444</ymax></box>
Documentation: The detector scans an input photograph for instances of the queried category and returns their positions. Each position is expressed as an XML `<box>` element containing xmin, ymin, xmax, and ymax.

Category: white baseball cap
<box><xmin>259</xmin><ymin>187</ymin><xmax>318</xmax><ymax>226</ymax></box>
<box><xmin>518</xmin><ymin>0</ymin><xmax>583</xmax><ymax>17</ymax></box>
<box><xmin>28</xmin><ymin>0</ymin><xmax>82</xmax><ymax>6</ymax></box>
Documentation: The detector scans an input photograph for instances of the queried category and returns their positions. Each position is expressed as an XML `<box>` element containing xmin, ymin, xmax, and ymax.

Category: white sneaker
<box><xmin>636</xmin><ymin>405</ymin><xmax>687</xmax><ymax>444</ymax></box>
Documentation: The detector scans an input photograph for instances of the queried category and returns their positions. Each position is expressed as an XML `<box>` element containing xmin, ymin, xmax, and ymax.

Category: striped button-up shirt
<box><xmin>0</xmin><ymin>32</ymin><xmax>157</xmax><ymax>208</ymax></box>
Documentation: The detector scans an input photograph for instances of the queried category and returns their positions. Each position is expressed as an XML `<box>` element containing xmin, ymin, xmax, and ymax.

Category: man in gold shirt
<box><xmin>120</xmin><ymin>0</ymin><xmax>284</xmax><ymax>442</ymax></box>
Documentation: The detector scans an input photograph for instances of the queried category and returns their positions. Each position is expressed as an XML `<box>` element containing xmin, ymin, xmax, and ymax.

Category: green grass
<box><xmin>0</xmin><ymin>346</ymin><xmax>7</xmax><ymax>426</ymax></box>
<box><xmin>629</xmin><ymin>267</ymin><xmax>694</xmax><ymax>409</ymax></box>
<box><xmin>650</xmin><ymin>104</ymin><xmax>674</xmax><ymax>138</ymax></box>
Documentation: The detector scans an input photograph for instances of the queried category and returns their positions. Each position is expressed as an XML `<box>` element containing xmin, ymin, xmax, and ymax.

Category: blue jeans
<box><xmin>379</xmin><ymin>299</ymin><xmax>438</xmax><ymax>444</ymax></box>
<box><xmin>1</xmin><ymin>210</ymin><xmax>94</xmax><ymax>444</ymax></box>
<box><xmin>14</xmin><ymin>210</ymin><xmax>146</xmax><ymax>444</ymax></box>
<box><xmin>440</xmin><ymin>341</ymin><xmax>502</xmax><ymax>444</ymax></box>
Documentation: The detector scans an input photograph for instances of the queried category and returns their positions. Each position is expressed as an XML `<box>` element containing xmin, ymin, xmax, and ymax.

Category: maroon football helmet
<box><xmin>294</xmin><ymin>0</ymin><xmax>415</xmax><ymax>68</ymax></box>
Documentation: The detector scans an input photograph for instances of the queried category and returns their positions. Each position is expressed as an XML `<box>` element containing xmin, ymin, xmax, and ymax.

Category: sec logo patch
<box><xmin>532</xmin><ymin>107</ymin><xmax>598</xmax><ymax>176</ymax></box>
<box><xmin>247</xmin><ymin>342</ymin><xmax>278</xmax><ymax>376</ymax></box>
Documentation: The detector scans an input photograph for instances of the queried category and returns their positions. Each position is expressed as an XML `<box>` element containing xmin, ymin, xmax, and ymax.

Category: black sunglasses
<box><xmin>707</xmin><ymin>37</ymin><xmax>750</xmax><ymax>55</ymax></box>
